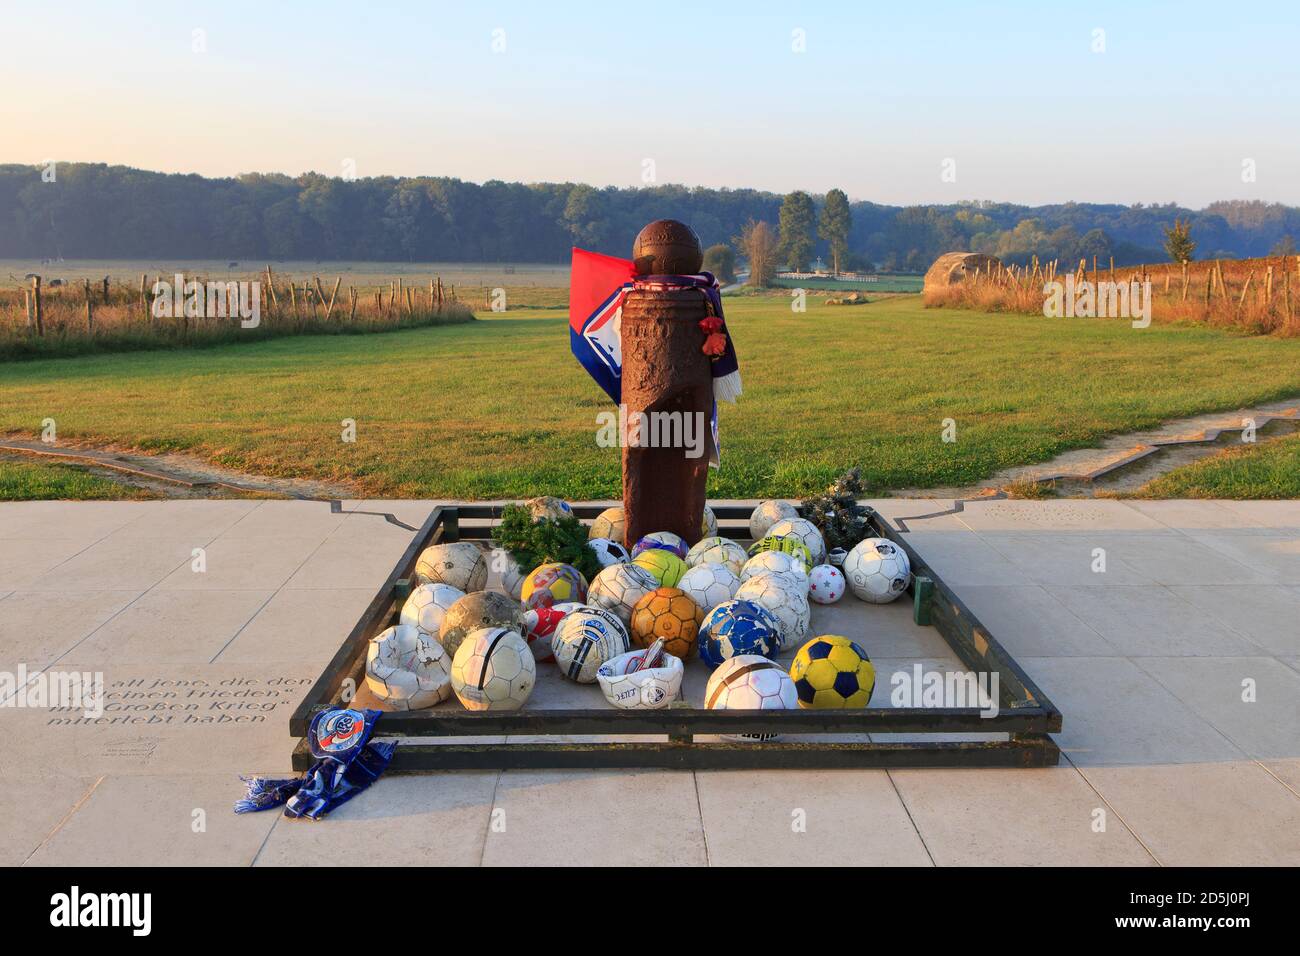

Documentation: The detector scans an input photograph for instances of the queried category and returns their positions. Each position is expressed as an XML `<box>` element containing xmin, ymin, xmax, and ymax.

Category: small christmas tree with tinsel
<box><xmin>799</xmin><ymin>468</ymin><xmax>872</xmax><ymax>553</ymax></box>
<box><xmin>492</xmin><ymin>503</ymin><xmax>604</xmax><ymax>582</ymax></box>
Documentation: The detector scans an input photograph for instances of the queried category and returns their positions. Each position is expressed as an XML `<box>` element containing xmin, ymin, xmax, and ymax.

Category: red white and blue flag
<box><xmin>569</xmin><ymin>247</ymin><xmax>741</xmax><ymax>464</ymax></box>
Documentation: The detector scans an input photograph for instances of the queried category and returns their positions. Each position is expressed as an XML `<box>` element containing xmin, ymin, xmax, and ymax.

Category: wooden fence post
<box><xmin>84</xmin><ymin>279</ymin><xmax>94</xmax><ymax>333</ymax></box>
<box><xmin>31</xmin><ymin>275</ymin><xmax>44</xmax><ymax>337</ymax></box>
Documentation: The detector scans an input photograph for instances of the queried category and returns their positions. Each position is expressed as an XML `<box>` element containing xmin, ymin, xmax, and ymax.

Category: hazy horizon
<box><xmin>3</xmin><ymin>1</ymin><xmax>1297</xmax><ymax>208</ymax></box>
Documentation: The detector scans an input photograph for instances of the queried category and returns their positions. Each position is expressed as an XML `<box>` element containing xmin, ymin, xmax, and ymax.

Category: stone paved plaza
<box><xmin>1</xmin><ymin>498</ymin><xmax>1297</xmax><ymax>866</ymax></box>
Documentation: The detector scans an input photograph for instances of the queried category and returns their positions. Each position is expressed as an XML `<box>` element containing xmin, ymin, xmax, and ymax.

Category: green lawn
<box><xmin>2</xmin><ymin>296</ymin><xmax>1298</xmax><ymax>499</ymax></box>
<box><xmin>1135</xmin><ymin>433</ymin><xmax>1300</xmax><ymax>498</ymax></box>
<box><xmin>0</xmin><ymin>458</ymin><xmax>157</xmax><ymax>500</ymax></box>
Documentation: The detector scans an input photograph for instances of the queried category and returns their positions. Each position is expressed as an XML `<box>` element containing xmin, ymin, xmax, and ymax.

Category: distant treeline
<box><xmin>3</xmin><ymin>163</ymin><xmax>1298</xmax><ymax>271</ymax></box>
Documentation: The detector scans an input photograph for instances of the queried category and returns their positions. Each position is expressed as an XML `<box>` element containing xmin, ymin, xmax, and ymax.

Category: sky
<box><xmin>2</xmin><ymin>0</ymin><xmax>1298</xmax><ymax>208</ymax></box>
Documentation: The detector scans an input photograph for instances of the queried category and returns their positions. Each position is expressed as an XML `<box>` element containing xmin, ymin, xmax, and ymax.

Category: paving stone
<box><xmin>1164</xmin><ymin>586</ymin><xmax>1300</xmax><ymax>657</ymax></box>
<box><xmin>1044</xmin><ymin>585</ymin><xmax>1267</xmax><ymax>657</ymax></box>
<box><xmin>901</xmin><ymin>531</ymin><xmax>1023</xmax><ymax>586</ymax></box>
<box><xmin>696</xmin><ymin>769</ymin><xmax>933</xmax><ymax>866</ymax></box>
<box><xmin>955</xmin><ymin>500</ymin><xmax>1166</xmax><ymax>532</ymax></box>
<box><xmin>0</xmin><ymin>538</ymin><xmax>108</xmax><ymax>591</ymax></box>
<box><xmin>72</xmin><ymin>590</ymin><xmax>274</xmax><ymax>665</ymax></box>
<box><xmin>891</xmin><ymin>767</ymin><xmax>1155</xmax><ymax>866</ymax></box>
<box><xmin>154</xmin><ymin>536</ymin><xmax>324</xmax><ymax>590</ymax></box>
<box><xmin>0</xmin><ymin>501</ymin><xmax>150</xmax><ymax>541</ymax></box>
<box><xmin>976</xmin><ymin>532</ymin><xmax>1155</xmax><ymax>587</ymax></box>
<box><xmin>215</xmin><ymin>587</ymin><xmax>375</xmax><ymax>665</ymax></box>
<box><xmin>1094</xmin><ymin>532</ymin><xmax>1269</xmax><ymax>586</ymax></box>
<box><xmin>1133</xmin><ymin>657</ymin><xmax>1300</xmax><ymax>760</ymax></box>
<box><xmin>112</xmin><ymin>499</ymin><xmax>261</xmax><ymax>540</ymax></box>
<box><xmin>0</xmin><ymin>589</ymin><xmax>140</xmax><ymax>670</ymax></box>
<box><xmin>955</xmin><ymin>585</ymin><xmax>1119</xmax><ymax>657</ymax></box>
<box><xmin>31</xmin><ymin>537</ymin><xmax>195</xmax><ymax>591</ymax></box>
<box><xmin>1025</xmin><ymin>657</ymin><xmax>1245</xmax><ymax>766</ymax></box>
<box><xmin>25</xmin><ymin>773</ymin><xmax>279</xmax><ymax>866</ymax></box>
<box><xmin>1078</xmin><ymin>762</ymin><xmax>1300</xmax><ymax>866</ymax></box>
<box><xmin>216</xmin><ymin>499</ymin><xmax>360</xmax><ymax>540</ymax></box>
<box><xmin>0</xmin><ymin>775</ymin><xmax>97</xmax><ymax>866</ymax></box>
<box><xmin>1182</xmin><ymin>531</ymin><xmax>1300</xmax><ymax>584</ymax></box>
<box><xmin>480</xmin><ymin>769</ymin><xmax>707</xmax><ymax>866</ymax></box>
<box><xmin>254</xmin><ymin>771</ymin><xmax>499</xmax><ymax>866</ymax></box>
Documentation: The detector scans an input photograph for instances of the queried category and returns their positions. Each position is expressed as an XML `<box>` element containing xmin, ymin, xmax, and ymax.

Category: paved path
<box><xmin>1</xmin><ymin>498</ymin><xmax>1296</xmax><ymax>866</ymax></box>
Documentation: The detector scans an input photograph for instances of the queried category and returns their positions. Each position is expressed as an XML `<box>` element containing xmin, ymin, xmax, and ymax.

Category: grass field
<box><xmin>2</xmin><ymin>295</ymin><xmax>1299</xmax><ymax>500</ymax></box>
<box><xmin>1134</xmin><ymin>433</ymin><xmax>1300</xmax><ymax>498</ymax></box>
<box><xmin>0</xmin><ymin>457</ymin><xmax>157</xmax><ymax>500</ymax></box>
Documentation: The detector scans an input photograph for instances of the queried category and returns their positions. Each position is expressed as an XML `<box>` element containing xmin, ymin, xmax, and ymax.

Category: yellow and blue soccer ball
<box><xmin>698</xmin><ymin>599</ymin><xmax>781</xmax><ymax>668</ymax></box>
<box><xmin>789</xmin><ymin>635</ymin><xmax>875</xmax><ymax>708</ymax></box>
<box><xmin>520</xmin><ymin>562</ymin><xmax>588</xmax><ymax>609</ymax></box>
<box><xmin>632</xmin><ymin>548</ymin><xmax>688</xmax><ymax>587</ymax></box>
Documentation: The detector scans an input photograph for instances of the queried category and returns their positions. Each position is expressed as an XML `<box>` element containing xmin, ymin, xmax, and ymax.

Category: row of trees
<box><xmin>3</xmin><ymin>163</ymin><xmax>1298</xmax><ymax>272</ymax></box>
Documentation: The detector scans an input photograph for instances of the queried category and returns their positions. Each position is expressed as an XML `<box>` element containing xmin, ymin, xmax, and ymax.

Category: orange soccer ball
<box><xmin>630</xmin><ymin>587</ymin><xmax>704</xmax><ymax>661</ymax></box>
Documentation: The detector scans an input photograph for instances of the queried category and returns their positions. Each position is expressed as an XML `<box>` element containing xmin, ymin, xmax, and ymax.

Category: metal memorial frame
<box><xmin>290</xmin><ymin>504</ymin><xmax>1062</xmax><ymax>771</ymax></box>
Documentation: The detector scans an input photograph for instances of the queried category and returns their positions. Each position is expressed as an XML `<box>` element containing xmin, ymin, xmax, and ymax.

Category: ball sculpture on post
<box><xmin>621</xmin><ymin>219</ymin><xmax>713</xmax><ymax>549</ymax></box>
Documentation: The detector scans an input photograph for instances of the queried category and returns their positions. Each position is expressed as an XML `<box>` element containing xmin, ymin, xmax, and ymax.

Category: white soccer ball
<box><xmin>677</xmin><ymin>562</ymin><xmax>742</xmax><ymax>615</ymax></box>
<box><xmin>525</xmin><ymin>496</ymin><xmax>575</xmax><ymax>522</ymax></box>
<box><xmin>685</xmin><ymin>536</ymin><xmax>748</xmax><ymax>575</ymax></box>
<box><xmin>701</xmin><ymin>505</ymin><xmax>718</xmax><ymax>538</ymax></box>
<box><xmin>398</xmin><ymin>583</ymin><xmax>465</xmax><ymax>637</ymax></box>
<box><xmin>552</xmin><ymin>607</ymin><xmax>630</xmax><ymax>683</ymax></box>
<box><xmin>597</xmin><ymin>649</ymin><xmax>684</xmax><ymax>709</ymax></box>
<box><xmin>588</xmin><ymin>506</ymin><xmax>625</xmax><ymax>544</ymax></box>
<box><xmin>766</xmin><ymin>517</ymin><xmax>827</xmax><ymax>566</ymax></box>
<box><xmin>807</xmin><ymin>564</ymin><xmax>846</xmax><ymax>605</ymax></box>
<box><xmin>450</xmin><ymin>626</ymin><xmax>536</xmax><ymax>711</ymax></box>
<box><xmin>843</xmin><ymin>537</ymin><xmax>911</xmax><ymax>604</ymax></box>
<box><xmin>365</xmin><ymin>624</ymin><xmax>453</xmax><ymax>710</ymax></box>
<box><xmin>740</xmin><ymin>551</ymin><xmax>810</xmax><ymax>591</ymax></box>
<box><xmin>587</xmin><ymin>562</ymin><xmax>659</xmax><ymax>626</ymax></box>
<box><xmin>496</xmin><ymin>552</ymin><xmax>526</xmax><ymax>600</ymax></box>
<box><xmin>413</xmin><ymin>542</ymin><xmax>488</xmax><ymax>593</ymax></box>
<box><xmin>734</xmin><ymin>571</ymin><xmax>810</xmax><ymax>649</ymax></box>
<box><xmin>587</xmin><ymin>537</ymin><xmax>630</xmax><ymax>568</ymax></box>
<box><xmin>705</xmin><ymin>654</ymin><xmax>799</xmax><ymax>740</ymax></box>
<box><xmin>749</xmin><ymin>500</ymin><xmax>798</xmax><ymax>542</ymax></box>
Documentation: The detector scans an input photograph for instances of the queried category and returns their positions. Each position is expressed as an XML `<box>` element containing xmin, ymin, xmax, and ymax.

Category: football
<box><xmin>740</xmin><ymin>550</ymin><xmax>810</xmax><ymax>591</ymax></box>
<box><xmin>746</xmin><ymin>534</ymin><xmax>813</xmax><ymax>574</ymax></box>
<box><xmin>525</xmin><ymin>496</ymin><xmax>574</xmax><ymax>522</ymax></box>
<box><xmin>631</xmin><ymin>548</ymin><xmax>688</xmax><ymax>587</ymax></box>
<box><xmin>588</xmin><ymin>506</ymin><xmax>626</xmax><ymax>544</ymax></box>
<box><xmin>734</xmin><ymin>571</ymin><xmax>810</xmax><ymax>649</ymax></box>
<box><xmin>520</xmin><ymin>605</ymin><xmax>568</xmax><ymax>662</ymax></box>
<box><xmin>631</xmin><ymin>531</ymin><xmax>688</xmax><ymax>560</ymax></box>
<box><xmin>450</xmin><ymin>627</ymin><xmax>536</xmax><ymax>711</ymax></box>
<box><xmin>587</xmin><ymin>537</ymin><xmax>630</xmax><ymax>568</ymax></box>
<box><xmin>520</xmin><ymin>562</ymin><xmax>588</xmax><ymax>609</ymax></box>
<box><xmin>705</xmin><ymin>654</ymin><xmax>800</xmax><ymax>741</ymax></box>
<box><xmin>597</xmin><ymin>648</ymin><xmax>684</xmax><ymax>709</ymax></box>
<box><xmin>588</xmin><ymin>562</ymin><xmax>660</xmax><ymax>626</ymax></box>
<box><xmin>697</xmin><ymin>599</ymin><xmax>781</xmax><ymax>668</ymax></box>
<box><xmin>495</xmin><ymin>552</ymin><xmax>526</xmax><ymax>600</ymax></box>
<box><xmin>552</xmin><ymin>606</ymin><xmax>630</xmax><ymax>683</ymax></box>
<box><xmin>748</xmin><ymin>499</ymin><xmax>798</xmax><ymax>541</ymax></box>
<box><xmin>398</xmin><ymin>582</ymin><xmax>465</xmax><ymax>637</ymax></box>
<box><xmin>790</xmin><ymin>635</ymin><xmax>875</xmax><ymax>708</ymax></box>
<box><xmin>413</xmin><ymin>542</ymin><xmax>488</xmax><ymax>592</ymax></box>
<box><xmin>807</xmin><ymin>564</ymin><xmax>846</xmax><ymax>604</ymax></box>
<box><xmin>685</xmin><ymin>535</ymin><xmax>748</xmax><ymax>575</ymax></box>
<box><xmin>765</xmin><ymin>517</ymin><xmax>828</xmax><ymax>566</ymax></box>
<box><xmin>629</xmin><ymin>586</ymin><xmax>704</xmax><ymax>660</ymax></box>
<box><xmin>677</xmin><ymin>562</ymin><xmax>741</xmax><ymax>614</ymax></box>
<box><xmin>365</xmin><ymin>624</ymin><xmax>453</xmax><ymax>710</ymax></box>
<box><xmin>701</xmin><ymin>505</ymin><xmax>718</xmax><ymax>538</ymax></box>
<box><xmin>438</xmin><ymin>590</ymin><xmax>523</xmax><ymax>659</ymax></box>
<box><xmin>843</xmin><ymin>537</ymin><xmax>912</xmax><ymax>604</ymax></box>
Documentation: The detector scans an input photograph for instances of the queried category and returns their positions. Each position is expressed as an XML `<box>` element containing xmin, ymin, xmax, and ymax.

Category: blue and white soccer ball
<box><xmin>697</xmin><ymin>599</ymin><xmax>782</xmax><ymax>668</ymax></box>
<box><xmin>587</xmin><ymin>537</ymin><xmax>631</xmax><ymax>568</ymax></box>
<box><xmin>631</xmin><ymin>531</ymin><xmax>688</xmax><ymax>560</ymax></box>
